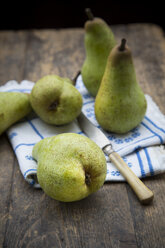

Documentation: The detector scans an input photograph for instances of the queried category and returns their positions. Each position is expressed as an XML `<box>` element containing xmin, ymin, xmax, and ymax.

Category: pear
<box><xmin>30</xmin><ymin>75</ymin><xmax>83</xmax><ymax>125</ymax></box>
<box><xmin>0</xmin><ymin>92</ymin><xmax>32</xmax><ymax>135</ymax></box>
<box><xmin>81</xmin><ymin>8</ymin><xmax>116</xmax><ymax>96</ymax></box>
<box><xmin>33</xmin><ymin>133</ymin><xmax>107</xmax><ymax>202</ymax></box>
<box><xmin>95</xmin><ymin>39</ymin><xmax>147</xmax><ymax>134</ymax></box>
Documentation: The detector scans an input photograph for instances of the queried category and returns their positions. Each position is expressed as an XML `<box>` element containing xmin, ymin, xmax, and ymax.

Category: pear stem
<box><xmin>72</xmin><ymin>70</ymin><xmax>81</xmax><ymax>86</ymax></box>
<box><xmin>119</xmin><ymin>38</ymin><xmax>127</xmax><ymax>51</ymax></box>
<box><xmin>85</xmin><ymin>8</ymin><xmax>94</xmax><ymax>20</ymax></box>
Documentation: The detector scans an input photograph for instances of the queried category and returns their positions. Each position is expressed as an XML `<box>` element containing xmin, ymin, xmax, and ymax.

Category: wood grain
<box><xmin>0</xmin><ymin>24</ymin><xmax>165</xmax><ymax>248</ymax></box>
<box><xmin>0</xmin><ymin>31</ymin><xmax>28</xmax><ymax>247</ymax></box>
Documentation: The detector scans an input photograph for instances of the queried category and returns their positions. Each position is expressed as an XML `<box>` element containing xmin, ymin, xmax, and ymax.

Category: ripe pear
<box><xmin>33</xmin><ymin>133</ymin><xmax>107</xmax><ymax>202</ymax></box>
<box><xmin>30</xmin><ymin>75</ymin><xmax>83</xmax><ymax>125</ymax></box>
<box><xmin>0</xmin><ymin>92</ymin><xmax>32</xmax><ymax>135</ymax></box>
<box><xmin>81</xmin><ymin>8</ymin><xmax>116</xmax><ymax>96</ymax></box>
<box><xmin>95</xmin><ymin>39</ymin><xmax>147</xmax><ymax>134</ymax></box>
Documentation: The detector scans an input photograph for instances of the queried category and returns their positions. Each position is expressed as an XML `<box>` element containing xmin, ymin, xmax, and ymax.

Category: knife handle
<box><xmin>109</xmin><ymin>152</ymin><xmax>154</xmax><ymax>204</ymax></box>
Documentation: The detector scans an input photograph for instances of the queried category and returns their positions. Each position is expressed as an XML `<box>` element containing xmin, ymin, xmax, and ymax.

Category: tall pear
<box><xmin>95</xmin><ymin>39</ymin><xmax>147</xmax><ymax>134</ymax></box>
<box><xmin>0</xmin><ymin>92</ymin><xmax>32</xmax><ymax>135</ymax></box>
<box><xmin>81</xmin><ymin>8</ymin><xmax>116</xmax><ymax>96</ymax></box>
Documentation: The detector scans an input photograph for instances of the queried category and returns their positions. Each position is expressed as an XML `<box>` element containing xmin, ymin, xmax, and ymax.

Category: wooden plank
<box><xmin>3</xmin><ymin>171</ymin><xmax>137</xmax><ymax>247</ymax></box>
<box><xmin>0</xmin><ymin>135</ymin><xmax>14</xmax><ymax>246</ymax></box>
<box><xmin>0</xmin><ymin>31</ymin><xmax>28</xmax><ymax>247</ymax></box>
<box><xmin>113</xmin><ymin>24</ymin><xmax>165</xmax><ymax>248</ymax></box>
<box><xmin>22</xmin><ymin>29</ymin><xmax>85</xmax><ymax>82</ymax></box>
<box><xmin>0</xmin><ymin>31</ymin><xmax>28</xmax><ymax>84</ymax></box>
<box><xmin>126</xmin><ymin>175</ymin><xmax>165</xmax><ymax>248</ymax></box>
<box><xmin>3</xmin><ymin>28</ymin><xmax>137</xmax><ymax>248</ymax></box>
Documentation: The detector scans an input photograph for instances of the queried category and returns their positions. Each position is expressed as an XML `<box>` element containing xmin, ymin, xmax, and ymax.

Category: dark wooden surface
<box><xmin>0</xmin><ymin>24</ymin><xmax>165</xmax><ymax>248</ymax></box>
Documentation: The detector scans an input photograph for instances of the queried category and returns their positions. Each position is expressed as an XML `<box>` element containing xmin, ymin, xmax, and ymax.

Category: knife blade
<box><xmin>77</xmin><ymin>112</ymin><xmax>154</xmax><ymax>204</ymax></box>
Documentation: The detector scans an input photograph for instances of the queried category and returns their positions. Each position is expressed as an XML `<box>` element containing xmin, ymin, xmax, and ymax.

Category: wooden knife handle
<box><xmin>109</xmin><ymin>152</ymin><xmax>154</xmax><ymax>204</ymax></box>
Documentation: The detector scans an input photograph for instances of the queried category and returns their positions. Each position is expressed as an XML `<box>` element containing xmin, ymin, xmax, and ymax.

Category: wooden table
<box><xmin>0</xmin><ymin>24</ymin><xmax>165</xmax><ymax>248</ymax></box>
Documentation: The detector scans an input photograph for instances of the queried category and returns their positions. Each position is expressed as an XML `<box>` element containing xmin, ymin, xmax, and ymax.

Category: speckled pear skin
<box><xmin>95</xmin><ymin>39</ymin><xmax>147</xmax><ymax>134</ymax></box>
<box><xmin>0</xmin><ymin>92</ymin><xmax>32</xmax><ymax>135</ymax></box>
<box><xmin>33</xmin><ymin>133</ymin><xmax>107</xmax><ymax>202</ymax></box>
<box><xmin>81</xmin><ymin>17</ymin><xmax>116</xmax><ymax>97</ymax></box>
<box><xmin>30</xmin><ymin>75</ymin><xmax>83</xmax><ymax>125</ymax></box>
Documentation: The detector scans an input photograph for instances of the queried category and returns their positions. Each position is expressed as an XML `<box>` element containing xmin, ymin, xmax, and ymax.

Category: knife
<box><xmin>77</xmin><ymin>112</ymin><xmax>154</xmax><ymax>204</ymax></box>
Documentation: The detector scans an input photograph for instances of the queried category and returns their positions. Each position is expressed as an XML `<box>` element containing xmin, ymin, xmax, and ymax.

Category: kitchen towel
<box><xmin>1</xmin><ymin>75</ymin><xmax>165</xmax><ymax>188</ymax></box>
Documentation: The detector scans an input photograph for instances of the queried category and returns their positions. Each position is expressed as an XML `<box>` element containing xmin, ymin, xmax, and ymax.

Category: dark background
<box><xmin>0</xmin><ymin>0</ymin><xmax>165</xmax><ymax>31</ymax></box>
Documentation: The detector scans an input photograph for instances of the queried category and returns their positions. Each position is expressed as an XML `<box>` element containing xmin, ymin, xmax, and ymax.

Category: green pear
<box><xmin>33</xmin><ymin>133</ymin><xmax>107</xmax><ymax>202</ymax></box>
<box><xmin>81</xmin><ymin>8</ymin><xmax>116</xmax><ymax>96</ymax></box>
<box><xmin>0</xmin><ymin>92</ymin><xmax>32</xmax><ymax>135</ymax></box>
<box><xmin>95</xmin><ymin>39</ymin><xmax>147</xmax><ymax>134</ymax></box>
<box><xmin>30</xmin><ymin>75</ymin><xmax>83</xmax><ymax>125</ymax></box>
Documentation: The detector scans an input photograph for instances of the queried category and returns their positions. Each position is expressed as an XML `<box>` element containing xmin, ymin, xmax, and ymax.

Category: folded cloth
<box><xmin>1</xmin><ymin>76</ymin><xmax>165</xmax><ymax>188</ymax></box>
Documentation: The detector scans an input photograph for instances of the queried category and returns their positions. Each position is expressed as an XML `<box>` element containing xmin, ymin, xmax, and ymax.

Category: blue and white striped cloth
<box><xmin>1</xmin><ymin>76</ymin><xmax>165</xmax><ymax>188</ymax></box>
